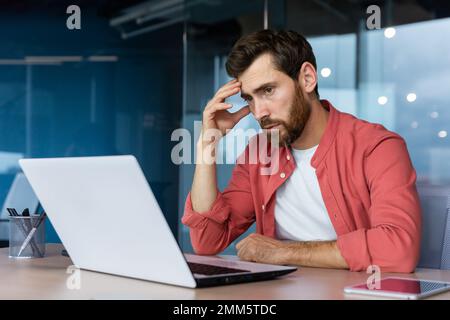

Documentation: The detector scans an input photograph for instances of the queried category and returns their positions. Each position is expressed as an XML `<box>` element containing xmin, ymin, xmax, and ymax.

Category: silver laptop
<box><xmin>19</xmin><ymin>155</ymin><xmax>297</xmax><ymax>288</ymax></box>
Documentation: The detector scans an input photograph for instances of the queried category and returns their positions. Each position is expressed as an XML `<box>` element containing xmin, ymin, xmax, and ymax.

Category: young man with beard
<box><xmin>182</xmin><ymin>30</ymin><xmax>422</xmax><ymax>272</ymax></box>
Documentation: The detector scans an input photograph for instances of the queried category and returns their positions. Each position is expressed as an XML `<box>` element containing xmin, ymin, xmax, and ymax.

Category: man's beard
<box><xmin>260</xmin><ymin>84</ymin><xmax>311</xmax><ymax>147</ymax></box>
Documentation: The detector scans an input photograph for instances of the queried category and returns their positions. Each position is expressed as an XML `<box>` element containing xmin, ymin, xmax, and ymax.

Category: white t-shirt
<box><xmin>274</xmin><ymin>144</ymin><xmax>337</xmax><ymax>241</ymax></box>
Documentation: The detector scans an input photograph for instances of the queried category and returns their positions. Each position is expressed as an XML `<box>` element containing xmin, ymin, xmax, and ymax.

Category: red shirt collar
<box><xmin>281</xmin><ymin>99</ymin><xmax>339</xmax><ymax>169</ymax></box>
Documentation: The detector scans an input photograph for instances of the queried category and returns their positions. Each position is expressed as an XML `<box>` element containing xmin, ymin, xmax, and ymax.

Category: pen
<box><xmin>17</xmin><ymin>212</ymin><xmax>47</xmax><ymax>257</ymax></box>
<box><xmin>20</xmin><ymin>208</ymin><xmax>38</xmax><ymax>256</ymax></box>
<box><xmin>21</xmin><ymin>209</ymin><xmax>33</xmax><ymax>234</ymax></box>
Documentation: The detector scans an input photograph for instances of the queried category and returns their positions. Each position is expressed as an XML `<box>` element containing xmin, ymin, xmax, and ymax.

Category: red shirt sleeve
<box><xmin>181</xmin><ymin>148</ymin><xmax>256</xmax><ymax>255</ymax></box>
<box><xmin>337</xmin><ymin>133</ymin><xmax>422</xmax><ymax>272</ymax></box>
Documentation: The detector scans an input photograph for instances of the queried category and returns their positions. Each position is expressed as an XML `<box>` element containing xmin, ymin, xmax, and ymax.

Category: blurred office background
<box><xmin>0</xmin><ymin>0</ymin><xmax>449</xmax><ymax>267</ymax></box>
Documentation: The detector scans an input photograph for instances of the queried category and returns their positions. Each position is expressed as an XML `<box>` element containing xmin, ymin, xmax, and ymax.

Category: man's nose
<box><xmin>253</xmin><ymin>101</ymin><xmax>270</xmax><ymax>122</ymax></box>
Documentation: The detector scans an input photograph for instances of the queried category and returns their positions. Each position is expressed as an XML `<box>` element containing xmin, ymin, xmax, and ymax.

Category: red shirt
<box><xmin>182</xmin><ymin>100</ymin><xmax>422</xmax><ymax>272</ymax></box>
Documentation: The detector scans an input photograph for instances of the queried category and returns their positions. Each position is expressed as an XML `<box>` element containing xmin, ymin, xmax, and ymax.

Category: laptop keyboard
<box><xmin>188</xmin><ymin>262</ymin><xmax>250</xmax><ymax>275</ymax></box>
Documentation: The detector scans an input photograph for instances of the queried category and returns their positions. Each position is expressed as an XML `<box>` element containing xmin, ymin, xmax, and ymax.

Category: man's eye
<box><xmin>264</xmin><ymin>87</ymin><xmax>273</xmax><ymax>95</ymax></box>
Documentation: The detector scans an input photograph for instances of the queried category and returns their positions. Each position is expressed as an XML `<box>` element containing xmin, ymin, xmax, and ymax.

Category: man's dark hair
<box><xmin>225</xmin><ymin>29</ymin><xmax>319</xmax><ymax>97</ymax></box>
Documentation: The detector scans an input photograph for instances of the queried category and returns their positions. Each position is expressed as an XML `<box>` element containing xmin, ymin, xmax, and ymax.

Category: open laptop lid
<box><xmin>19</xmin><ymin>155</ymin><xmax>197</xmax><ymax>288</ymax></box>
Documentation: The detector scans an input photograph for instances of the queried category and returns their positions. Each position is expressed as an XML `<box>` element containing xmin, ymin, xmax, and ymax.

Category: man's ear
<box><xmin>297</xmin><ymin>62</ymin><xmax>317</xmax><ymax>95</ymax></box>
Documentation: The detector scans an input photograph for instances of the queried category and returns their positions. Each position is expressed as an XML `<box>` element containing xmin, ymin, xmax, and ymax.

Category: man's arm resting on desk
<box><xmin>235</xmin><ymin>233</ymin><xmax>349</xmax><ymax>269</ymax></box>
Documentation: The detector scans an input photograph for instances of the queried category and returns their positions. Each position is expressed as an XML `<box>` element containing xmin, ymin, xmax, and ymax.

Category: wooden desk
<box><xmin>1</xmin><ymin>244</ymin><xmax>450</xmax><ymax>300</ymax></box>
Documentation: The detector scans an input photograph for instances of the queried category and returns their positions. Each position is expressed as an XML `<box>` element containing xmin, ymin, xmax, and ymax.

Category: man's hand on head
<box><xmin>201</xmin><ymin>79</ymin><xmax>250</xmax><ymax>143</ymax></box>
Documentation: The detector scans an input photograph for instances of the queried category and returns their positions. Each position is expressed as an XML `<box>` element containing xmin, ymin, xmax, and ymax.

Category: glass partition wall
<box><xmin>0</xmin><ymin>2</ymin><xmax>183</xmax><ymax>245</ymax></box>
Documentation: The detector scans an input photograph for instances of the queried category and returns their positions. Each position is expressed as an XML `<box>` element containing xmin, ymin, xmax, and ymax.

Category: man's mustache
<box><xmin>260</xmin><ymin>117</ymin><xmax>284</xmax><ymax>129</ymax></box>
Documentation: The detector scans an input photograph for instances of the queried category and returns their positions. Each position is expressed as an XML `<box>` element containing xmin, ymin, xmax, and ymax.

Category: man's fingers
<box><xmin>206</xmin><ymin>80</ymin><xmax>240</xmax><ymax>105</ymax></box>
<box><xmin>235</xmin><ymin>238</ymin><xmax>246</xmax><ymax>251</ymax></box>
<box><xmin>212</xmin><ymin>86</ymin><xmax>240</xmax><ymax>103</ymax></box>
<box><xmin>217</xmin><ymin>79</ymin><xmax>239</xmax><ymax>93</ymax></box>
<box><xmin>231</xmin><ymin>105</ymin><xmax>250</xmax><ymax>122</ymax></box>
<box><xmin>205</xmin><ymin>103</ymin><xmax>232</xmax><ymax>114</ymax></box>
<box><xmin>236</xmin><ymin>233</ymin><xmax>254</xmax><ymax>251</ymax></box>
<box><xmin>213</xmin><ymin>82</ymin><xmax>240</xmax><ymax>99</ymax></box>
<box><xmin>217</xmin><ymin>79</ymin><xmax>240</xmax><ymax>92</ymax></box>
<box><xmin>214</xmin><ymin>88</ymin><xmax>240</xmax><ymax>102</ymax></box>
<box><xmin>237</xmin><ymin>245</ymin><xmax>253</xmax><ymax>262</ymax></box>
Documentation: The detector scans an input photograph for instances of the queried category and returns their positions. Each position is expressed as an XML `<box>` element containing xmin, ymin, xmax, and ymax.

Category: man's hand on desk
<box><xmin>235</xmin><ymin>233</ymin><xmax>287</xmax><ymax>265</ymax></box>
<box><xmin>235</xmin><ymin>233</ymin><xmax>349</xmax><ymax>269</ymax></box>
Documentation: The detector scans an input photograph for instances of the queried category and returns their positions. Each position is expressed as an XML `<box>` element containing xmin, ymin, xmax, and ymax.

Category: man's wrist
<box><xmin>196</xmin><ymin>139</ymin><xmax>218</xmax><ymax>165</ymax></box>
<box><xmin>278</xmin><ymin>241</ymin><xmax>309</xmax><ymax>266</ymax></box>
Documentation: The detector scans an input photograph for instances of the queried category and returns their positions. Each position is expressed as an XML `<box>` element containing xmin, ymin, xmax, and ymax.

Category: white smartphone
<box><xmin>344</xmin><ymin>277</ymin><xmax>450</xmax><ymax>299</ymax></box>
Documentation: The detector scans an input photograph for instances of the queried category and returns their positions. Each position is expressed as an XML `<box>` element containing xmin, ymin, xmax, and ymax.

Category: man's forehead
<box><xmin>238</xmin><ymin>54</ymin><xmax>278</xmax><ymax>94</ymax></box>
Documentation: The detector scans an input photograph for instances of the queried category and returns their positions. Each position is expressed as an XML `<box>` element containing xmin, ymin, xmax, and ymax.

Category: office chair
<box><xmin>440</xmin><ymin>196</ymin><xmax>450</xmax><ymax>269</ymax></box>
<box><xmin>417</xmin><ymin>183</ymin><xmax>450</xmax><ymax>270</ymax></box>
